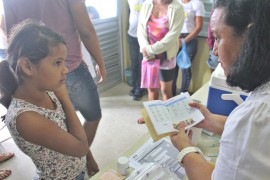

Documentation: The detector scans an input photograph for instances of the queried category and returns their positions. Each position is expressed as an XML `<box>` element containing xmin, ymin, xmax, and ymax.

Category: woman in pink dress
<box><xmin>137</xmin><ymin>0</ymin><xmax>184</xmax><ymax>123</ymax></box>
<box><xmin>137</xmin><ymin>0</ymin><xmax>184</xmax><ymax>100</ymax></box>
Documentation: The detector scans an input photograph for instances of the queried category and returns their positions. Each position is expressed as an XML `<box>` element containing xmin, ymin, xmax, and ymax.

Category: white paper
<box><xmin>143</xmin><ymin>92</ymin><xmax>205</xmax><ymax>135</ymax></box>
<box><xmin>129</xmin><ymin>138</ymin><xmax>186</xmax><ymax>179</ymax></box>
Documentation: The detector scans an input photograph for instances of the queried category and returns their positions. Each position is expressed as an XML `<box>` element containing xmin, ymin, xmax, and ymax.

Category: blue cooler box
<box><xmin>206</xmin><ymin>64</ymin><xmax>248</xmax><ymax>116</ymax></box>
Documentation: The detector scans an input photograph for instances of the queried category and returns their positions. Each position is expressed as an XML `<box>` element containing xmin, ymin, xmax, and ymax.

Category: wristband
<box><xmin>177</xmin><ymin>146</ymin><xmax>203</xmax><ymax>166</ymax></box>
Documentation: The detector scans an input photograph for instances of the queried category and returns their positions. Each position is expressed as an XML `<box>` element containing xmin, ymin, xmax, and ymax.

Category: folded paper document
<box><xmin>142</xmin><ymin>92</ymin><xmax>204</xmax><ymax>142</ymax></box>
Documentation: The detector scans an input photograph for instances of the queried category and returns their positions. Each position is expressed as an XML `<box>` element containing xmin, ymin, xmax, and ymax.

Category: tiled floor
<box><xmin>0</xmin><ymin>82</ymin><xmax>149</xmax><ymax>179</ymax></box>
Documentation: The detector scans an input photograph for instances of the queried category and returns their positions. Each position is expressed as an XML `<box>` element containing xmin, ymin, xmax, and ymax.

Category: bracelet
<box><xmin>177</xmin><ymin>146</ymin><xmax>203</xmax><ymax>166</ymax></box>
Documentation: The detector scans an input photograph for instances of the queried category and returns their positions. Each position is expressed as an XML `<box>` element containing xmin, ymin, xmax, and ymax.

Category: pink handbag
<box><xmin>140</xmin><ymin>59</ymin><xmax>160</xmax><ymax>88</ymax></box>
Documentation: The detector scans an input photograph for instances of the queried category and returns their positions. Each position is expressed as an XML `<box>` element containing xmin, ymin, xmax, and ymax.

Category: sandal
<box><xmin>137</xmin><ymin>117</ymin><xmax>145</xmax><ymax>124</ymax></box>
<box><xmin>0</xmin><ymin>153</ymin><xmax>15</xmax><ymax>163</ymax></box>
<box><xmin>0</xmin><ymin>169</ymin><xmax>11</xmax><ymax>180</ymax></box>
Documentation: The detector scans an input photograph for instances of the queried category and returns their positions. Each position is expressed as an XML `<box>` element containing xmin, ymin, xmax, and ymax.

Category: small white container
<box><xmin>190</xmin><ymin>127</ymin><xmax>202</xmax><ymax>145</ymax></box>
<box><xmin>117</xmin><ymin>156</ymin><xmax>129</xmax><ymax>176</ymax></box>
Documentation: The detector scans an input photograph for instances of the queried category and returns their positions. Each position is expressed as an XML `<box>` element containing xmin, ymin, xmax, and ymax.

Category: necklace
<box><xmin>153</xmin><ymin>5</ymin><xmax>166</xmax><ymax>18</ymax></box>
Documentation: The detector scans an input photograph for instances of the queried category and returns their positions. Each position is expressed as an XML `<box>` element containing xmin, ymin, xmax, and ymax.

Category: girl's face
<box><xmin>211</xmin><ymin>8</ymin><xmax>243</xmax><ymax>76</ymax></box>
<box><xmin>32</xmin><ymin>43</ymin><xmax>68</xmax><ymax>91</ymax></box>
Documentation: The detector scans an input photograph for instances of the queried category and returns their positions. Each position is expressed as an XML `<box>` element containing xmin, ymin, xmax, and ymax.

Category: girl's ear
<box><xmin>17</xmin><ymin>57</ymin><xmax>34</xmax><ymax>78</ymax></box>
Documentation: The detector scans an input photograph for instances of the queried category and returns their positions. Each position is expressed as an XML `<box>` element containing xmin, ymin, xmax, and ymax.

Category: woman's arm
<box><xmin>189</xmin><ymin>102</ymin><xmax>226</xmax><ymax>135</ymax></box>
<box><xmin>181</xmin><ymin>1</ymin><xmax>205</xmax><ymax>46</ymax></box>
<box><xmin>184</xmin><ymin>15</ymin><xmax>203</xmax><ymax>43</ymax></box>
<box><xmin>171</xmin><ymin>123</ymin><xmax>214</xmax><ymax>180</ymax></box>
<box><xmin>171</xmin><ymin>102</ymin><xmax>226</xmax><ymax>179</ymax></box>
<box><xmin>137</xmin><ymin>3</ymin><xmax>152</xmax><ymax>58</ymax></box>
<box><xmin>145</xmin><ymin>4</ymin><xmax>184</xmax><ymax>56</ymax></box>
<box><xmin>204</xmin><ymin>114</ymin><xmax>226</xmax><ymax>135</ymax></box>
<box><xmin>182</xmin><ymin>153</ymin><xmax>215</xmax><ymax>180</ymax></box>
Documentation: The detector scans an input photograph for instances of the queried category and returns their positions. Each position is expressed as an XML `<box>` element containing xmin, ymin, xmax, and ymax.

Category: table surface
<box><xmin>91</xmin><ymin>82</ymin><xmax>219</xmax><ymax>180</ymax></box>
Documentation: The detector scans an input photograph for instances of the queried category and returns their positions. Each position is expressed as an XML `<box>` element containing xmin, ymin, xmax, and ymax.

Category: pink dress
<box><xmin>147</xmin><ymin>13</ymin><xmax>176</xmax><ymax>70</ymax></box>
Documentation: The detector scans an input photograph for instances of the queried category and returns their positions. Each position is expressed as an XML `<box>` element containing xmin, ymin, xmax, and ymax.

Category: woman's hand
<box><xmin>191</xmin><ymin>102</ymin><xmax>227</xmax><ymax>135</ymax></box>
<box><xmin>142</xmin><ymin>47</ymin><xmax>149</xmax><ymax>58</ymax></box>
<box><xmin>178</xmin><ymin>37</ymin><xmax>182</xmax><ymax>49</ymax></box>
<box><xmin>171</xmin><ymin>102</ymin><xmax>215</xmax><ymax>151</ymax></box>
<box><xmin>188</xmin><ymin>102</ymin><xmax>213</xmax><ymax>129</ymax></box>
<box><xmin>170</xmin><ymin>122</ymin><xmax>193</xmax><ymax>151</ymax></box>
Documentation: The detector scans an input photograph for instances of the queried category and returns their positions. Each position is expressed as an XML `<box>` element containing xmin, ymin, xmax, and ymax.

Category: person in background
<box><xmin>0</xmin><ymin>20</ymin><xmax>89</xmax><ymax>179</ymax></box>
<box><xmin>0</xmin><ymin>0</ymin><xmax>6</xmax><ymax>61</ymax></box>
<box><xmin>137</xmin><ymin>0</ymin><xmax>184</xmax><ymax>123</ymax></box>
<box><xmin>86</xmin><ymin>6</ymin><xmax>100</xmax><ymax>20</ymax></box>
<box><xmin>127</xmin><ymin>0</ymin><xmax>146</xmax><ymax>101</ymax></box>
<box><xmin>172</xmin><ymin>0</ymin><xmax>204</xmax><ymax>96</ymax></box>
<box><xmin>3</xmin><ymin>0</ymin><xmax>106</xmax><ymax>176</ymax></box>
<box><xmin>0</xmin><ymin>152</ymin><xmax>14</xmax><ymax>179</ymax></box>
<box><xmin>170</xmin><ymin>0</ymin><xmax>270</xmax><ymax>179</ymax></box>
<box><xmin>207</xmin><ymin>10</ymin><xmax>219</xmax><ymax>73</ymax></box>
<box><xmin>0</xmin><ymin>2</ymin><xmax>14</xmax><ymax>179</ymax></box>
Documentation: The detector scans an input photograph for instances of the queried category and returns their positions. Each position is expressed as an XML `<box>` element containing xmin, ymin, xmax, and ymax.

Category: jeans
<box><xmin>66</xmin><ymin>63</ymin><xmax>102</xmax><ymax>121</ymax></box>
<box><xmin>75</xmin><ymin>171</ymin><xmax>85</xmax><ymax>180</ymax></box>
<box><xmin>128</xmin><ymin>34</ymin><xmax>143</xmax><ymax>94</ymax></box>
<box><xmin>34</xmin><ymin>171</ymin><xmax>85</xmax><ymax>180</ymax></box>
<box><xmin>172</xmin><ymin>35</ymin><xmax>198</xmax><ymax>95</ymax></box>
<box><xmin>0</xmin><ymin>49</ymin><xmax>7</xmax><ymax>61</ymax></box>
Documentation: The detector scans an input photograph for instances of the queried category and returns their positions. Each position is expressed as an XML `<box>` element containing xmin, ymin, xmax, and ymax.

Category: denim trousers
<box><xmin>75</xmin><ymin>171</ymin><xmax>85</xmax><ymax>180</ymax></box>
<box><xmin>66</xmin><ymin>63</ymin><xmax>101</xmax><ymax>121</ymax></box>
<box><xmin>128</xmin><ymin>34</ymin><xmax>143</xmax><ymax>93</ymax></box>
<box><xmin>172</xmin><ymin>35</ymin><xmax>198</xmax><ymax>95</ymax></box>
<box><xmin>34</xmin><ymin>171</ymin><xmax>85</xmax><ymax>180</ymax></box>
<box><xmin>0</xmin><ymin>49</ymin><xmax>7</xmax><ymax>61</ymax></box>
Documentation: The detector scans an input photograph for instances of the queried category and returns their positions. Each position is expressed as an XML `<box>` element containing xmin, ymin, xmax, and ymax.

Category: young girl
<box><xmin>0</xmin><ymin>20</ymin><xmax>92</xmax><ymax>179</ymax></box>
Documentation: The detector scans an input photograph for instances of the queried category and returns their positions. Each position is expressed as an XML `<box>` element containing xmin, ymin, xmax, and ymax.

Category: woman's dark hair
<box><xmin>0</xmin><ymin>19</ymin><xmax>66</xmax><ymax>112</ymax></box>
<box><xmin>214</xmin><ymin>0</ymin><xmax>270</xmax><ymax>92</ymax></box>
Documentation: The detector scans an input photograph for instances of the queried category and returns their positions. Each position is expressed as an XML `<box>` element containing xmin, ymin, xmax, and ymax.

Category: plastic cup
<box><xmin>117</xmin><ymin>156</ymin><xmax>129</xmax><ymax>176</ymax></box>
<box><xmin>191</xmin><ymin>127</ymin><xmax>202</xmax><ymax>145</ymax></box>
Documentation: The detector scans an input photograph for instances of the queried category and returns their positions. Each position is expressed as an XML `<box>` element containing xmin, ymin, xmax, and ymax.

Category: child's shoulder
<box><xmin>47</xmin><ymin>91</ymin><xmax>57</xmax><ymax>99</ymax></box>
<box><xmin>47</xmin><ymin>91</ymin><xmax>61</xmax><ymax>107</ymax></box>
<box><xmin>6</xmin><ymin>98</ymin><xmax>38</xmax><ymax>120</ymax></box>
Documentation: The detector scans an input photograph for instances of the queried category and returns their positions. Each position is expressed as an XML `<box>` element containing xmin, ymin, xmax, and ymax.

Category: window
<box><xmin>85</xmin><ymin>0</ymin><xmax>117</xmax><ymax>20</ymax></box>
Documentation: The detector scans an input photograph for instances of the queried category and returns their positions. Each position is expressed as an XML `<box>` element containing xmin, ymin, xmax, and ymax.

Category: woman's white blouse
<box><xmin>212</xmin><ymin>81</ymin><xmax>270</xmax><ymax>180</ymax></box>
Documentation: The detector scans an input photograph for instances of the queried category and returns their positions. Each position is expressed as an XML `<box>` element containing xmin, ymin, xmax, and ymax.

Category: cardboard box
<box><xmin>206</xmin><ymin>64</ymin><xmax>248</xmax><ymax>116</ymax></box>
